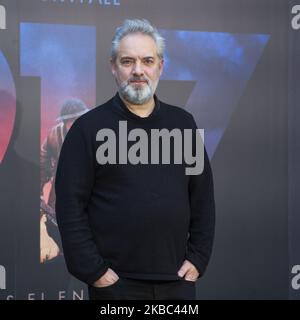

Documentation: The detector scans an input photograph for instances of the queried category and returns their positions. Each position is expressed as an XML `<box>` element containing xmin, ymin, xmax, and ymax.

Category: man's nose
<box><xmin>132</xmin><ymin>61</ymin><xmax>144</xmax><ymax>76</ymax></box>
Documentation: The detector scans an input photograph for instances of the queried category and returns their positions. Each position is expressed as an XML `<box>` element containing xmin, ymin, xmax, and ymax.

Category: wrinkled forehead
<box><xmin>117</xmin><ymin>33</ymin><xmax>159</xmax><ymax>59</ymax></box>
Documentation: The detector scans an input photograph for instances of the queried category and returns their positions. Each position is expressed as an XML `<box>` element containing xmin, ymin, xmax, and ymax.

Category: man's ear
<box><xmin>159</xmin><ymin>58</ymin><xmax>164</xmax><ymax>76</ymax></box>
<box><xmin>110</xmin><ymin>59</ymin><xmax>116</xmax><ymax>76</ymax></box>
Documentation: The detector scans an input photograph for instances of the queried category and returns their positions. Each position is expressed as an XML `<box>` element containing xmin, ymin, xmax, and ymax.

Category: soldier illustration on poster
<box><xmin>40</xmin><ymin>98</ymin><xmax>89</xmax><ymax>263</ymax></box>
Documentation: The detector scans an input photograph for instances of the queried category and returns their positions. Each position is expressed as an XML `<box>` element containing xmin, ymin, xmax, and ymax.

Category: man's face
<box><xmin>111</xmin><ymin>33</ymin><xmax>164</xmax><ymax>105</ymax></box>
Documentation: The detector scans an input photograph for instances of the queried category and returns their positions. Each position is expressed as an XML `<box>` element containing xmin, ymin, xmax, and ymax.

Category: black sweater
<box><xmin>55</xmin><ymin>92</ymin><xmax>215</xmax><ymax>285</ymax></box>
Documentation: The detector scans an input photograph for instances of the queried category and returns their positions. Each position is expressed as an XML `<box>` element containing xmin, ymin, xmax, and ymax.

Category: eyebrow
<box><xmin>119</xmin><ymin>56</ymin><xmax>155</xmax><ymax>60</ymax></box>
<box><xmin>120</xmin><ymin>57</ymin><xmax>134</xmax><ymax>61</ymax></box>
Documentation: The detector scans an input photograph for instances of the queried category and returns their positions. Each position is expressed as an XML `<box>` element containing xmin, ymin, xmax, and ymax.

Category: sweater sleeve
<box><xmin>55</xmin><ymin>119</ymin><xmax>109</xmax><ymax>285</ymax></box>
<box><xmin>185</xmin><ymin>115</ymin><xmax>216</xmax><ymax>278</ymax></box>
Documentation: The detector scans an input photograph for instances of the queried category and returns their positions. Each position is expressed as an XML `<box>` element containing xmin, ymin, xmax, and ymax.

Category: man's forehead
<box><xmin>118</xmin><ymin>53</ymin><xmax>156</xmax><ymax>59</ymax></box>
<box><xmin>117</xmin><ymin>33</ymin><xmax>159</xmax><ymax>58</ymax></box>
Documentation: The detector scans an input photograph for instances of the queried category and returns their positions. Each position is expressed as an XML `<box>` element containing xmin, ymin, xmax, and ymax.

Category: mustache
<box><xmin>128</xmin><ymin>76</ymin><xmax>149</xmax><ymax>84</ymax></box>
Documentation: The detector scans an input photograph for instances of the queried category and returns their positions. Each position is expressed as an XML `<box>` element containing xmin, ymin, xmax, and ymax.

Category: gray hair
<box><xmin>111</xmin><ymin>19</ymin><xmax>165</xmax><ymax>62</ymax></box>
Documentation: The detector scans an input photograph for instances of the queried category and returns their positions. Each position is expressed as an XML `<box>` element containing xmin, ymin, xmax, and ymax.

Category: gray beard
<box><xmin>119</xmin><ymin>81</ymin><xmax>154</xmax><ymax>105</ymax></box>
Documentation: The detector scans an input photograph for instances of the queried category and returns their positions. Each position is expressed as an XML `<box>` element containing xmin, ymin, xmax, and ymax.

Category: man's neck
<box><xmin>119</xmin><ymin>94</ymin><xmax>155</xmax><ymax>118</ymax></box>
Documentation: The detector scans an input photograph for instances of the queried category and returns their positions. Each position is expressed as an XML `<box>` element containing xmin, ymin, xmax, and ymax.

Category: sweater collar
<box><xmin>112</xmin><ymin>92</ymin><xmax>161</xmax><ymax>122</ymax></box>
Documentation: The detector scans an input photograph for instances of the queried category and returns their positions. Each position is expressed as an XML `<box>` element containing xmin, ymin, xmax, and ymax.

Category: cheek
<box><xmin>116</xmin><ymin>69</ymin><xmax>131</xmax><ymax>82</ymax></box>
<box><xmin>147</xmin><ymin>67</ymin><xmax>161</xmax><ymax>80</ymax></box>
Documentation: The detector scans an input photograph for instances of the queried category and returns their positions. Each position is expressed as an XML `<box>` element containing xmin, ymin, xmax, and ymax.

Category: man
<box><xmin>55</xmin><ymin>19</ymin><xmax>215</xmax><ymax>300</ymax></box>
<box><xmin>40</xmin><ymin>98</ymin><xmax>89</xmax><ymax>263</ymax></box>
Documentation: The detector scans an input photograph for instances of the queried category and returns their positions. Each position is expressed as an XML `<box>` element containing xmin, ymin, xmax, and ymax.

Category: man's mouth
<box><xmin>130</xmin><ymin>79</ymin><xmax>148</xmax><ymax>84</ymax></box>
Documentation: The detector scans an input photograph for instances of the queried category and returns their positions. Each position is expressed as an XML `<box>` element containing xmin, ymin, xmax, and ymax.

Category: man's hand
<box><xmin>92</xmin><ymin>268</ymin><xmax>119</xmax><ymax>288</ymax></box>
<box><xmin>177</xmin><ymin>259</ymin><xmax>200</xmax><ymax>281</ymax></box>
<box><xmin>40</xmin><ymin>214</ymin><xmax>60</xmax><ymax>263</ymax></box>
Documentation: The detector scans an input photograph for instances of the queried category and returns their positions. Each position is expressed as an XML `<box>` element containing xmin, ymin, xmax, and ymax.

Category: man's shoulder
<box><xmin>73</xmin><ymin>98</ymin><xmax>114</xmax><ymax>126</ymax></box>
<box><xmin>159</xmin><ymin>100</ymin><xmax>195</xmax><ymax>122</ymax></box>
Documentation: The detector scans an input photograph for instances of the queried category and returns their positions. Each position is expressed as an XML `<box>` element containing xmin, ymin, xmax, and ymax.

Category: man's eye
<box><xmin>144</xmin><ymin>59</ymin><xmax>154</xmax><ymax>65</ymax></box>
<box><xmin>121</xmin><ymin>60</ymin><xmax>132</xmax><ymax>65</ymax></box>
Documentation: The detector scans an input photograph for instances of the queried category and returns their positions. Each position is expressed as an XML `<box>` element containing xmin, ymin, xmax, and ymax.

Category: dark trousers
<box><xmin>88</xmin><ymin>277</ymin><xmax>196</xmax><ymax>300</ymax></box>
